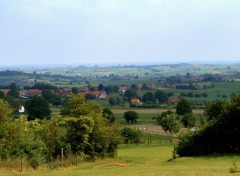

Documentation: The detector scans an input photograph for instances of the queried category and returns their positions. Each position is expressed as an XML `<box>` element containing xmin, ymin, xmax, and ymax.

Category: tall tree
<box><xmin>142</xmin><ymin>92</ymin><xmax>155</xmax><ymax>103</ymax></box>
<box><xmin>155</xmin><ymin>90</ymin><xmax>168</xmax><ymax>104</ymax></box>
<box><xmin>25</xmin><ymin>96</ymin><xmax>51</xmax><ymax>120</ymax></box>
<box><xmin>62</xmin><ymin>94</ymin><xmax>121</xmax><ymax>159</ymax></box>
<box><xmin>124</xmin><ymin>89</ymin><xmax>138</xmax><ymax>101</ymax></box>
<box><xmin>65</xmin><ymin>117</ymin><xmax>94</xmax><ymax>155</ymax></box>
<box><xmin>98</xmin><ymin>84</ymin><xmax>104</xmax><ymax>91</ymax></box>
<box><xmin>0</xmin><ymin>99</ymin><xmax>12</xmax><ymax>124</ymax></box>
<box><xmin>8</xmin><ymin>83</ymin><xmax>19</xmax><ymax>98</ymax></box>
<box><xmin>159</xmin><ymin>113</ymin><xmax>179</xmax><ymax>142</ymax></box>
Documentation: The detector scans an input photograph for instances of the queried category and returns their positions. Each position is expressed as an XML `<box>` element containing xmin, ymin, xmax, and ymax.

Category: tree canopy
<box><xmin>25</xmin><ymin>96</ymin><xmax>51</xmax><ymax>120</ymax></box>
<box><xmin>177</xmin><ymin>96</ymin><xmax>240</xmax><ymax>156</ymax></box>
<box><xmin>124</xmin><ymin>111</ymin><xmax>139</xmax><ymax>123</ymax></box>
<box><xmin>158</xmin><ymin>113</ymin><xmax>179</xmax><ymax>142</ymax></box>
<box><xmin>176</xmin><ymin>99</ymin><xmax>192</xmax><ymax>115</ymax></box>
<box><xmin>154</xmin><ymin>90</ymin><xmax>168</xmax><ymax>104</ymax></box>
<box><xmin>61</xmin><ymin>93</ymin><xmax>100</xmax><ymax>117</ymax></box>
<box><xmin>0</xmin><ymin>99</ymin><xmax>12</xmax><ymax>124</ymax></box>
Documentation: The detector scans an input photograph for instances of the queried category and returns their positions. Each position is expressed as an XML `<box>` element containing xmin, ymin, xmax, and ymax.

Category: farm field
<box><xmin>2</xmin><ymin>144</ymin><xmax>239</xmax><ymax>176</ymax></box>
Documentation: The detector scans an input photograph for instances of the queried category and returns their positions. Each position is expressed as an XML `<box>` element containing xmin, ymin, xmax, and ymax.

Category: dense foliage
<box><xmin>177</xmin><ymin>96</ymin><xmax>240</xmax><ymax>156</ymax></box>
<box><xmin>0</xmin><ymin>94</ymin><xmax>121</xmax><ymax>169</ymax></box>
<box><xmin>25</xmin><ymin>96</ymin><xmax>51</xmax><ymax>120</ymax></box>
<box><xmin>121</xmin><ymin>127</ymin><xmax>142</xmax><ymax>144</ymax></box>
<box><xmin>124</xmin><ymin>111</ymin><xmax>139</xmax><ymax>123</ymax></box>
<box><xmin>176</xmin><ymin>99</ymin><xmax>192</xmax><ymax>115</ymax></box>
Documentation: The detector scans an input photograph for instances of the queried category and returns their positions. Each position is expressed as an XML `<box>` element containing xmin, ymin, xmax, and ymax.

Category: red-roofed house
<box><xmin>55</xmin><ymin>88</ymin><xmax>72</xmax><ymax>95</ymax></box>
<box><xmin>25</xmin><ymin>89</ymin><xmax>42</xmax><ymax>97</ymax></box>
<box><xmin>119</xmin><ymin>86</ymin><xmax>128</xmax><ymax>92</ymax></box>
<box><xmin>131</xmin><ymin>98</ymin><xmax>141</xmax><ymax>104</ymax></box>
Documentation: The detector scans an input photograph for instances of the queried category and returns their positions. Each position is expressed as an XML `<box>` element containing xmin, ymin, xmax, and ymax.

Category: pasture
<box><xmin>2</xmin><ymin>144</ymin><xmax>239</xmax><ymax>176</ymax></box>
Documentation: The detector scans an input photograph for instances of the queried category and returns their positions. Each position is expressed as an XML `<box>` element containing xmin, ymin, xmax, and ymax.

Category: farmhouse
<box><xmin>119</xmin><ymin>86</ymin><xmax>128</xmax><ymax>92</ymax></box>
<box><xmin>19</xmin><ymin>89</ymin><xmax>42</xmax><ymax>97</ymax></box>
<box><xmin>131</xmin><ymin>98</ymin><xmax>141</xmax><ymax>105</ymax></box>
<box><xmin>18</xmin><ymin>105</ymin><xmax>25</xmax><ymax>113</ymax></box>
<box><xmin>55</xmin><ymin>88</ymin><xmax>72</xmax><ymax>95</ymax></box>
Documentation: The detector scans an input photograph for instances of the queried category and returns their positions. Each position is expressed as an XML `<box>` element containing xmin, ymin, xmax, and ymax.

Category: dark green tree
<box><xmin>102</xmin><ymin>108</ymin><xmax>116</xmax><ymax>123</ymax></box>
<box><xmin>155</xmin><ymin>90</ymin><xmax>168</xmax><ymax>104</ymax></box>
<box><xmin>124</xmin><ymin>89</ymin><xmax>138</xmax><ymax>101</ymax></box>
<box><xmin>124</xmin><ymin>111</ymin><xmax>139</xmax><ymax>123</ymax></box>
<box><xmin>177</xmin><ymin>96</ymin><xmax>240</xmax><ymax>156</ymax></box>
<box><xmin>141</xmin><ymin>83</ymin><xmax>149</xmax><ymax>90</ymax></box>
<box><xmin>85</xmin><ymin>94</ymin><xmax>96</xmax><ymax>100</ymax></box>
<box><xmin>176</xmin><ymin>99</ymin><xmax>192</xmax><ymax>115</ymax></box>
<box><xmin>204</xmin><ymin>100</ymin><xmax>225</xmax><ymax>121</ymax></box>
<box><xmin>142</xmin><ymin>92</ymin><xmax>155</xmax><ymax>103</ymax></box>
<box><xmin>71</xmin><ymin>87</ymin><xmax>79</xmax><ymax>94</ymax></box>
<box><xmin>156</xmin><ymin>110</ymin><xmax>174</xmax><ymax>124</ymax></box>
<box><xmin>181</xmin><ymin>113</ymin><xmax>195</xmax><ymax>128</ymax></box>
<box><xmin>130</xmin><ymin>84</ymin><xmax>138</xmax><ymax>90</ymax></box>
<box><xmin>8</xmin><ymin>83</ymin><xmax>19</xmax><ymax>98</ymax></box>
<box><xmin>98</xmin><ymin>84</ymin><xmax>104</xmax><ymax>91</ymax></box>
<box><xmin>25</xmin><ymin>96</ymin><xmax>51</xmax><ymax>120</ymax></box>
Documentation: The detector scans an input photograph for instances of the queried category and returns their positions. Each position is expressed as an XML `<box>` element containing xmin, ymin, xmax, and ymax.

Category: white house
<box><xmin>18</xmin><ymin>105</ymin><xmax>25</xmax><ymax>113</ymax></box>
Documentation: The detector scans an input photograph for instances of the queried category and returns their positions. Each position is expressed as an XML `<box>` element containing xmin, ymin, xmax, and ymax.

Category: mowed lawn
<box><xmin>2</xmin><ymin>145</ymin><xmax>239</xmax><ymax>176</ymax></box>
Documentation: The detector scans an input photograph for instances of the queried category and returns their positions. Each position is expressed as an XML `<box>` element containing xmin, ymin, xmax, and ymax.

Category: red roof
<box><xmin>25</xmin><ymin>89</ymin><xmax>42</xmax><ymax>96</ymax></box>
<box><xmin>131</xmin><ymin>99</ymin><xmax>140</xmax><ymax>103</ymax></box>
<box><xmin>119</xmin><ymin>86</ymin><xmax>128</xmax><ymax>91</ymax></box>
<box><xmin>79</xmin><ymin>92</ymin><xmax>88</xmax><ymax>96</ymax></box>
<box><xmin>18</xmin><ymin>105</ymin><xmax>24</xmax><ymax>110</ymax></box>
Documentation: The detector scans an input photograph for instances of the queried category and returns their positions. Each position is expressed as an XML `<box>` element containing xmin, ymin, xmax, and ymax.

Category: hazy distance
<box><xmin>1</xmin><ymin>0</ymin><xmax>240</xmax><ymax>66</ymax></box>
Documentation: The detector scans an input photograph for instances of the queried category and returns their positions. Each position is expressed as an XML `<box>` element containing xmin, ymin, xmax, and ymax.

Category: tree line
<box><xmin>0</xmin><ymin>94</ymin><xmax>122</xmax><ymax>169</ymax></box>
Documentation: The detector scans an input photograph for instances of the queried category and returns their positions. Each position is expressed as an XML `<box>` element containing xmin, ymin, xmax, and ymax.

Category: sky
<box><xmin>0</xmin><ymin>0</ymin><xmax>240</xmax><ymax>66</ymax></box>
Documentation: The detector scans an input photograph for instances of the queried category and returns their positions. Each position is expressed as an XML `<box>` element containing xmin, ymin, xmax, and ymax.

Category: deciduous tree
<box><xmin>176</xmin><ymin>99</ymin><xmax>192</xmax><ymax>115</ymax></box>
<box><xmin>25</xmin><ymin>96</ymin><xmax>51</xmax><ymax>120</ymax></box>
<box><xmin>124</xmin><ymin>111</ymin><xmax>139</xmax><ymax>123</ymax></box>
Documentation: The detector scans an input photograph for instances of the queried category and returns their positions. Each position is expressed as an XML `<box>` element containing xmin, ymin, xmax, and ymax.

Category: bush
<box><xmin>121</xmin><ymin>127</ymin><xmax>142</xmax><ymax>144</ymax></box>
<box><xmin>181</xmin><ymin>113</ymin><xmax>195</xmax><ymax>128</ymax></box>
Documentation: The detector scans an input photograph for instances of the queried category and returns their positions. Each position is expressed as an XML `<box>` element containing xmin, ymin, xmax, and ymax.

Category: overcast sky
<box><xmin>0</xmin><ymin>0</ymin><xmax>240</xmax><ymax>66</ymax></box>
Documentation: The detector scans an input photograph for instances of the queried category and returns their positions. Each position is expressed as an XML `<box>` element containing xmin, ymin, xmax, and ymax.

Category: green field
<box><xmin>2</xmin><ymin>144</ymin><xmax>239</xmax><ymax>176</ymax></box>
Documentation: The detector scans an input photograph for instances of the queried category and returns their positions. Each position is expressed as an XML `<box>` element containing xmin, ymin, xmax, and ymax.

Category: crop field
<box><xmin>2</xmin><ymin>144</ymin><xmax>239</xmax><ymax>176</ymax></box>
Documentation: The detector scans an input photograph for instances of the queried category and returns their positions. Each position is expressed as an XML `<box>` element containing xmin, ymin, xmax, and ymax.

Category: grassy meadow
<box><xmin>2</xmin><ymin>144</ymin><xmax>239</xmax><ymax>176</ymax></box>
